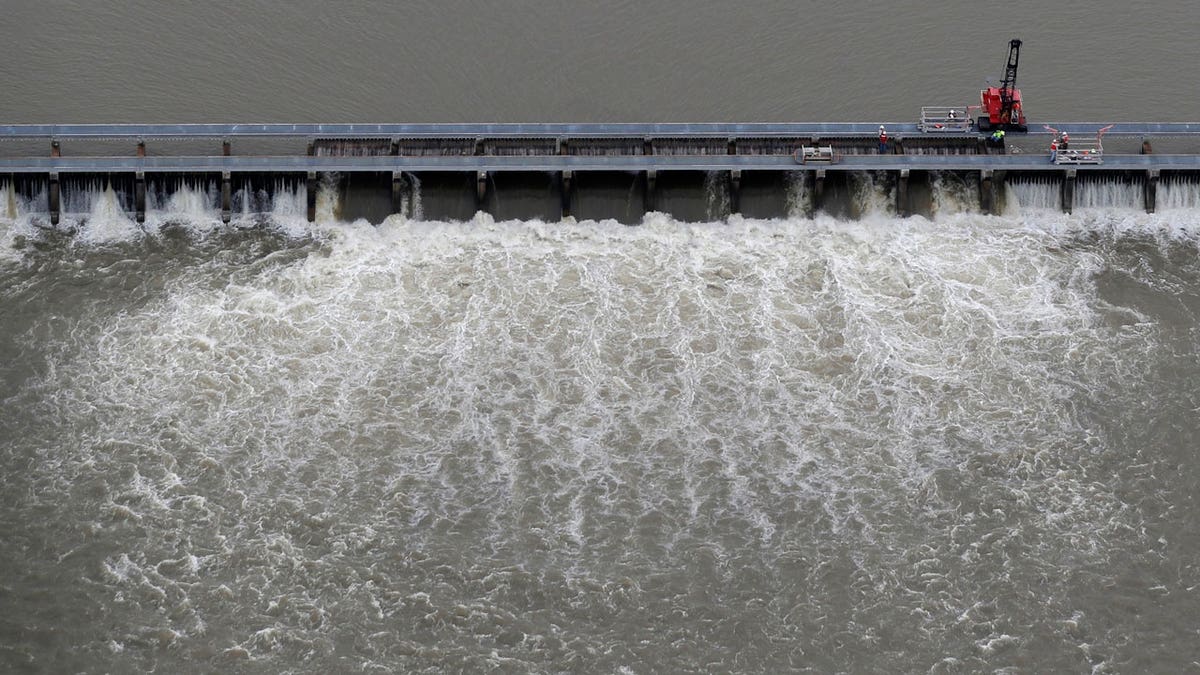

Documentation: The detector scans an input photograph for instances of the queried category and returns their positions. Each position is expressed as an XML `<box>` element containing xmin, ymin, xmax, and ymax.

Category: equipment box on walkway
<box><xmin>795</xmin><ymin>146</ymin><xmax>837</xmax><ymax>164</ymax></box>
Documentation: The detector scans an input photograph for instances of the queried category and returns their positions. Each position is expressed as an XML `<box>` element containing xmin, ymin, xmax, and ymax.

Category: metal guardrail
<box><xmin>918</xmin><ymin>108</ymin><xmax>973</xmax><ymax>133</ymax></box>
<box><xmin>4</xmin><ymin>122</ymin><xmax>1200</xmax><ymax>140</ymax></box>
<box><xmin>0</xmin><ymin>123</ymin><xmax>935</xmax><ymax>140</ymax></box>
<box><xmin>2</xmin><ymin>153</ymin><xmax>1199</xmax><ymax>173</ymax></box>
<box><xmin>1053</xmin><ymin>139</ymin><xmax>1104</xmax><ymax>164</ymax></box>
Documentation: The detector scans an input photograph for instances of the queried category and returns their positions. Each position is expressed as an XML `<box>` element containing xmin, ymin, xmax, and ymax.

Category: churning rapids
<box><xmin>2</xmin><ymin>183</ymin><xmax>1200</xmax><ymax>673</ymax></box>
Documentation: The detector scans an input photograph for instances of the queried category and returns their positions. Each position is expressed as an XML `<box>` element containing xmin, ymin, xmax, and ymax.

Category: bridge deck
<box><xmin>2</xmin><ymin>122</ymin><xmax>1200</xmax><ymax>140</ymax></box>
<box><xmin>2</xmin><ymin>154</ymin><xmax>1197</xmax><ymax>173</ymax></box>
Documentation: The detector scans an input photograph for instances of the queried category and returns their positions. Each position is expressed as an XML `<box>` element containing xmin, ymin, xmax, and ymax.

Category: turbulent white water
<box><xmin>929</xmin><ymin>171</ymin><xmax>979</xmax><ymax>217</ymax></box>
<box><xmin>850</xmin><ymin>172</ymin><xmax>893</xmax><ymax>217</ymax></box>
<box><xmin>3</xmin><ymin>186</ymin><xmax>1200</xmax><ymax>672</ymax></box>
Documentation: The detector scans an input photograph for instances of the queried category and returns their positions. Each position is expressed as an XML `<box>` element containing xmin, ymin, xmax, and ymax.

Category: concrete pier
<box><xmin>1063</xmin><ymin>169</ymin><xmax>1077</xmax><ymax>214</ymax></box>
<box><xmin>476</xmin><ymin>171</ymin><xmax>488</xmax><ymax>213</ymax></box>
<box><xmin>560</xmin><ymin>170</ymin><xmax>572</xmax><ymax>219</ymax></box>
<box><xmin>221</xmin><ymin>171</ymin><xmax>232</xmax><ymax>223</ymax></box>
<box><xmin>49</xmin><ymin>172</ymin><xmax>60</xmax><ymax>225</ymax></box>
<box><xmin>798</xmin><ymin>171</ymin><xmax>814</xmax><ymax>218</ymax></box>
<box><xmin>306</xmin><ymin>171</ymin><xmax>317</xmax><ymax>222</ymax></box>
<box><xmin>1146</xmin><ymin>169</ymin><xmax>1159</xmax><ymax>214</ymax></box>
<box><xmin>392</xmin><ymin>171</ymin><xmax>404</xmax><ymax>216</ymax></box>
<box><xmin>980</xmin><ymin>170</ymin><xmax>995</xmax><ymax>214</ymax></box>
<box><xmin>729</xmin><ymin>169</ymin><xmax>742</xmax><ymax>215</ymax></box>
<box><xmin>897</xmin><ymin>169</ymin><xmax>910</xmax><ymax>217</ymax></box>
<box><xmin>135</xmin><ymin>171</ymin><xmax>146</xmax><ymax>223</ymax></box>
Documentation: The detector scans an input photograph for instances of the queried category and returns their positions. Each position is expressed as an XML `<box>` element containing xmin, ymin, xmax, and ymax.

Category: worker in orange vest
<box><xmin>878</xmin><ymin>125</ymin><xmax>889</xmax><ymax>154</ymax></box>
<box><xmin>1050</xmin><ymin>137</ymin><xmax>1059</xmax><ymax>162</ymax></box>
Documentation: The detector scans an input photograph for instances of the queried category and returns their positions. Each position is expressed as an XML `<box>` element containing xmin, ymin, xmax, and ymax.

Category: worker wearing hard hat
<box><xmin>1060</xmin><ymin>133</ymin><xmax>1069</xmax><ymax>150</ymax></box>
<box><xmin>878</xmin><ymin>126</ymin><xmax>888</xmax><ymax>154</ymax></box>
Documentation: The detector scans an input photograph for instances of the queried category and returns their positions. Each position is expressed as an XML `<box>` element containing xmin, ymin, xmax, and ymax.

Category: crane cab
<box><xmin>977</xmin><ymin>39</ymin><xmax>1029</xmax><ymax>132</ymax></box>
<box><xmin>979</xmin><ymin>86</ymin><xmax>1027</xmax><ymax>132</ymax></box>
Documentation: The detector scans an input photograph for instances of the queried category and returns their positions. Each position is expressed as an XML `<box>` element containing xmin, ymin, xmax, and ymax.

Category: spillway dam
<box><xmin>4</xmin><ymin>123</ymin><xmax>1200</xmax><ymax>225</ymax></box>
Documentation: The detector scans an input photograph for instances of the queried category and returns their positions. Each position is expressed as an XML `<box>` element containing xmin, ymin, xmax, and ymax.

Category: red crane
<box><xmin>978</xmin><ymin>39</ymin><xmax>1028</xmax><ymax>132</ymax></box>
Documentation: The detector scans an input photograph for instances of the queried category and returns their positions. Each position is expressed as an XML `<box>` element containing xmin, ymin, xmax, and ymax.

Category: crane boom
<box><xmin>999</xmin><ymin>39</ymin><xmax>1022</xmax><ymax>118</ymax></box>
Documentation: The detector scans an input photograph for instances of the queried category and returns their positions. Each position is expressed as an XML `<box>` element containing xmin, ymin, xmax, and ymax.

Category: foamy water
<box><xmin>2</xmin><ymin>198</ymin><xmax>1200</xmax><ymax>673</ymax></box>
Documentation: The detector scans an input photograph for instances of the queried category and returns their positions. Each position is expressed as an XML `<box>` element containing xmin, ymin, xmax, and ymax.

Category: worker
<box><xmin>1060</xmin><ymin>133</ymin><xmax>1069</xmax><ymax>150</ymax></box>
<box><xmin>989</xmin><ymin>128</ymin><xmax>1005</xmax><ymax>148</ymax></box>
<box><xmin>1049</xmin><ymin>137</ymin><xmax>1058</xmax><ymax>163</ymax></box>
<box><xmin>948</xmin><ymin>109</ymin><xmax>958</xmax><ymax>120</ymax></box>
<box><xmin>878</xmin><ymin>125</ymin><xmax>888</xmax><ymax>153</ymax></box>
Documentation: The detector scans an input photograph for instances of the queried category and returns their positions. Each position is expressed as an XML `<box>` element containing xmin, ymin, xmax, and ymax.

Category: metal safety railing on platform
<box><xmin>917</xmin><ymin>107</ymin><xmax>973</xmax><ymax>133</ymax></box>
<box><xmin>1053</xmin><ymin>140</ymin><xmax>1103</xmax><ymax>164</ymax></box>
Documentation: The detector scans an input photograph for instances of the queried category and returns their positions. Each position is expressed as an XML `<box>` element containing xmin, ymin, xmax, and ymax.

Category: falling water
<box><xmin>1158</xmin><ymin>175</ymin><xmax>1200</xmax><ymax>210</ymax></box>
<box><xmin>1075</xmin><ymin>176</ymin><xmax>1143</xmax><ymax>210</ymax></box>
<box><xmin>269</xmin><ymin>180</ymin><xmax>308</xmax><ymax>220</ymax></box>
<box><xmin>850</xmin><ymin>171</ymin><xmax>893</xmax><ymax>217</ymax></box>
<box><xmin>72</xmin><ymin>184</ymin><xmax>140</xmax><ymax>243</ymax></box>
<box><xmin>785</xmin><ymin>170</ymin><xmax>811</xmax><ymax>218</ymax></box>
<box><xmin>315</xmin><ymin>173</ymin><xmax>341</xmax><ymax>223</ymax></box>
<box><xmin>60</xmin><ymin>180</ymin><xmax>132</xmax><ymax>218</ymax></box>
<box><xmin>1005</xmin><ymin>176</ymin><xmax>1062</xmax><ymax>212</ymax></box>
<box><xmin>703</xmin><ymin>170</ymin><xmax>731</xmax><ymax>221</ymax></box>
<box><xmin>146</xmin><ymin>180</ymin><xmax>222</xmax><ymax>228</ymax></box>
<box><xmin>404</xmin><ymin>173</ymin><xmax>424</xmax><ymax>221</ymax></box>
<box><xmin>3</xmin><ymin>181</ymin><xmax>16</xmax><ymax>220</ymax></box>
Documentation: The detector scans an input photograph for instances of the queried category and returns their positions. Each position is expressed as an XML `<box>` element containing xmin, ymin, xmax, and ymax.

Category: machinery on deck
<box><xmin>978</xmin><ymin>39</ymin><xmax>1027</xmax><ymax>132</ymax></box>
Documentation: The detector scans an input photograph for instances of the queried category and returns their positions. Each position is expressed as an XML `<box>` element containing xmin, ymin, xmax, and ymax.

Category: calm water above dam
<box><xmin>3</xmin><ymin>2</ymin><xmax>1200</xmax><ymax>673</ymax></box>
<box><xmin>3</xmin><ymin>0</ymin><xmax>1200</xmax><ymax>124</ymax></box>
